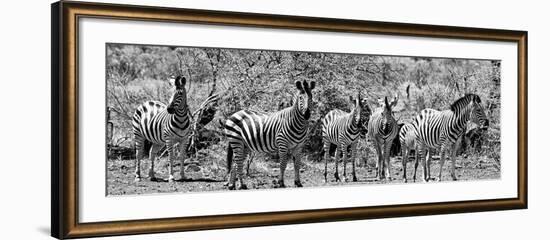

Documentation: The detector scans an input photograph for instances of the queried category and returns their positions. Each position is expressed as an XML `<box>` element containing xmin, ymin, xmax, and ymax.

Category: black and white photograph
<box><xmin>106</xmin><ymin>43</ymin><xmax>501</xmax><ymax>195</ymax></box>
<box><xmin>2</xmin><ymin>0</ymin><xmax>543</xmax><ymax>239</ymax></box>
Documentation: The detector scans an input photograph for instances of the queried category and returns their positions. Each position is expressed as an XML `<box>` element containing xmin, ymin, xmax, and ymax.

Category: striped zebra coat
<box><xmin>224</xmin><ymin>80</ymin><xmax>316</xmax><ymax>190</ymax></box>
<box><xmin>132</xmin><ymin>76</ymin><xmax>191</xmax><ymax>182</ymax></box>
<box><xmin>321</xmin><ymin>93</ymin><xmax>371</xmax><ymax>182</ymax></box>
<box><xmin>399</xmin><ymin>122</ymin><xmax>436</xmax><ymax>182</ymax></box>
<box><xmin>412</xmin><ymin>94</ymin><xmax>489</xmax><ymax>181</ymax></box>
<box><xmin>367</xmin><ymin>95</ymin><xmax>399</xmax><ymax>180</ymax></box>
<box><xmin>399</xmin><ymin>122</ymin><xmax>416</xmax><ymax>182</ymax></box>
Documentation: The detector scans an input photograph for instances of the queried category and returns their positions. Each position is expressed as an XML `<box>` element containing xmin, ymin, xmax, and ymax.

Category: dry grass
<box><xmin>107</xmin><ymin>152</ymin><xmax>500</xmax><ymax>195</ymax></box>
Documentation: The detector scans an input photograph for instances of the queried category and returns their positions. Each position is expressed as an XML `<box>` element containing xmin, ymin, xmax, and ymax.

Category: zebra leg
<box><xmin>167</xmin><ymin>143</ymin><xmax>177</xmax><ymax>183</ymax></box>
<box><xmin>227</xmin><ymin>144</ymin><xmax>244</xmax><ymax>190</ymax></box>
<box><xmin>246</xmin><ymin>153</ymin><xmax>254</xmax><ymax>177</ymax></box>
<box><xmin>412</xmin><ymin>146</ymin><xmax>419</xmax><ymax>182</ymax></box>
<box><xmin>437</xmin><ymin>146</ymin><xmax>449</xmax><ymax>182</ymax></box>
<box><xmin>134</xmin><ymin>139</ymin><xmax>145</xmax><ymax>182</ymax></box>
<box><xmin>402</xmin><ymin>146</ymin><xmax>409</xmax><ymax>182</ymax></box>
<box><xmin>227</xmin><ymin>164</ymin><xmax>237</xmax><ymax>190</ymax></box>
<box><xmin>179</xmin><ymin>138</ymin><xmax>190</xmax><ymax>181</ymax></box>
<box><xmin>426</xmin><ymin>149</ymin><xmax>433</xmax><ymax>180</ymax></box>
<box><xmin>351</xmin><ymin>143</ymin><xmax>358</xmax><ymax>182</ymax></box>
<box><xmin>334</xmin><ymin>148</ymin><xmax>342</xmax><ymax>182</ymax></box>
<box><xmin>277</xmin><ymin>153</ymin><xmax>290</xmax><ymax>188</ymax></box>
<box><xmin>148</xmin><ymin>144</ymin><xmax>161</xmax><ymax>181</ymax></box>
<box><xmin>237</xmin><ymin>157</ymin><xmax>248</xmax><ymax>190</ymax></box>
<box><xmin>341</xmin><ymin>145</ymin><xmax>349</xmax><ymax>182</ymax></box>
<box><xmin>419</xmin><ymin>146</ymin><xmax>429</xmax><ymax>182</ymax></box>
<box><xmin>293</xmin><ymin>152</ymin><xmax>303</xmax><ymax>187</ymax></box>
<box><xmin>323</xmin><ymin>142</ymin><xmax>331</xmax><ymax>183</ymax></box>
<box><xmin>450</xmin><ymin>140</ymin><xmax>462</xmax><ymax>181</ymax></box>
<box><xmin>373</xmin><ymin>139</ymin><xmax>383</xmax><ymax>180</ymax></box>
<box><xmin>384</xmin><ymin>142</ymin><xmax>393</xmax><ymax>181</ymax></box>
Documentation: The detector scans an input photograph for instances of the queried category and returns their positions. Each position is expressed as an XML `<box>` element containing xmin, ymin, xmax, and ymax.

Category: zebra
<box><xmin>367</xmin><ymin>95</ymin><xmax>399</xmax><ymax>180</ymax></box>
<box><xmin>412</xmin><ymin>93</ymin><xmax>489</xmax><ymax>182</ymax></box>
<box><xmin>321</xmin><ymin>92</ymin><xmax>371</xmax><ymax>182</ymax></box>
<box><xmin>132</xmin><ymin>75</ymin><xmax>191</xmax><ymax>182</ymax></box>
<box><xmin>399</xmin><ymin>122</ymin><xmax>436</xmax><ymax>182</ymax></box>
<box><xmin>399</xmin><ymin>122</ymin><xmax>416</xmax><ymax>182</ymax></box>
<box><xmin>224</xmin><ymin>80</ymin><xmax>316</xmax><ymax>190</ymax></box>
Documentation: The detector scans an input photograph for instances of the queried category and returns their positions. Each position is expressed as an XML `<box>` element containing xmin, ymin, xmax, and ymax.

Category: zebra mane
<box><xmin>450</xmin><ymin>94</ymin><xmax>481</xmax><ymax>113</ymax></box>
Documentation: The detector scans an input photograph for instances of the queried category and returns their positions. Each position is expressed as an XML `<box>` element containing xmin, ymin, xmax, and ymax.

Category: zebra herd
<box><xmin>131</xmin><ymin>75</ymin><xmax>490</xmax><ymax>190</ymax></box>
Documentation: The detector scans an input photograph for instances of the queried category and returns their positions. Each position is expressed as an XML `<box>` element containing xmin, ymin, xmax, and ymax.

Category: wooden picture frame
<box><xmin>51</xmin><ymin>1</ymin><xmax>527</xmax><ymax>239</ymax></box>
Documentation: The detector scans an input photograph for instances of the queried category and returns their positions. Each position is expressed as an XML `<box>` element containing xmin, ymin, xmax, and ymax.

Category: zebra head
<box><xmin>350</xmin><ymin>92</ymin><xmax>371</xmax><ymax>135</ymax></box>
<box><xmin>167</xmin><ymin>75</ymin><xmax>188</xmax><ymax>114</ymax></box>
<box><xmin>294</xmin><ymin>80</ymin><xmax>316</xmax><ymax>119</ymax></box>
<box><xmin>381</xmin><ymin>95</ymin><xmax>398</xmax><ymax>134</ymax></box>
<box><xmin>469</xmin><ymin>94</ymin><xmax>489</xmax><ymax>130</ymax></box>
<box><xmin>360</xmin><ymin>96</ymin><xmax>372</xmax><ymax>134</ymax></box>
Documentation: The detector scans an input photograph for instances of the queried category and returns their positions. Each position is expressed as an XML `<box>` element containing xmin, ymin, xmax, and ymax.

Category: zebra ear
<box><xmin>384</xmin><ymin>96</ymin><xmax>390</xmax><ymax>108</ymax></box>
<box><xmin>390</xmin><ymin>94</ymin><xmax>399</xmax><ymax>107</ymax></box>
<box><xmin>295</xmin><ymin>81</ymin><xmax>305</xmax><ymax>93</ymax></box>
<box><xmin>309</xmin><ymin>81</ymin><xmax>316</xmax><ymax>90</ymax></box>
<box><xmin>174</xmin><ymin>76</ymin><xmax>182</xmax><ymax>89</ymax></box>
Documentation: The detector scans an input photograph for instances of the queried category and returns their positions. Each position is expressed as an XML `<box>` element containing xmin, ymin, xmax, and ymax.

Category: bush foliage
<box><xmin>106</xmin><ymin>44</ymin><xmax>501</xmax><ymax>166</ymax></box>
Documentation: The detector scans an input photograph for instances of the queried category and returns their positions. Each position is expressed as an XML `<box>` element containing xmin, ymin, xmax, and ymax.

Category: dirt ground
<box><xmin>107</xmin><ymin>154</ymin><xmax>500</xmax><ymax>195</ymax></box>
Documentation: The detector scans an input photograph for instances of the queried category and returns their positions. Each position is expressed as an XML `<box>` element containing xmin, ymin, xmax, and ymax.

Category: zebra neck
<box><xmin>288</xmin><ymin>103</ymin><xmax>307</xmax><ymax>132</ymax></box>
<box><xmin>453</xmin><ymin>105</ymin><xmax>472</xmax><ymax>132</ymax></box>
<box><xmin>348</xmin><ymin>109</ymin><xmax>359</xmax><ymax>131</ymax></box>
<box><xmin>291</xmin><ymin>105</ymin><xmax>306</xmax><ymax>122</ymax></box>
<box><xmin>290</xmin><ymin>97</ymin><xmax>307</xmax><ymax>121</ymax></box>
<box><xmin>170</xmin><ymin>107</ymin><xmax>190</xmax><ymax>130</ymax></box>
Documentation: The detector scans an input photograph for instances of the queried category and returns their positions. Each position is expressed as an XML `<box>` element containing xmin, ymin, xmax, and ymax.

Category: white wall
<box><xmin>0</xmin><ymin>0</ymin><xmax>546</xmax><ymax>239</ymax></box>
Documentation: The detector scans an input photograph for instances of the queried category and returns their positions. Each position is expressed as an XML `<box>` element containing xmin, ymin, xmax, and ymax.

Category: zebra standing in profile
<box><xmin>412</xmin><ymin>93</ymin><xmax>489</xmax><ymax>182</ymax></box>
<box><xmin>321</xmin><ymin>92</ymin><xmax>371</xmax><ymax>182</ymax></box>
<box><xmin>368</xmin><ymin>95</ymin><xmax>399</xmax><ymax>180</ymax></box>
<box><xmin>224</xmin><ymin>80</ymin><xmax>316</xmax><ymax>190</ymax></box>
<box><xmin>132</xmin><ymin>75</ymin><xmax>191</xmax><ymax>182</ymax></box>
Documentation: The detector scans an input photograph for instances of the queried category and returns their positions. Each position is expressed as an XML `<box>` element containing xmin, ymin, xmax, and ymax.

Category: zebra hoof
<box><xmin>134</xmin><ymin>177</ymin><xmax>141</xmax><ymax>182</ymax></box>
<box><xmin>295</xmin><ymin>180</ymin><xmax>303</xmax><ymax>187</ymax></box>
<box><xmin>239</xmin><ymin>184</ymin><xmax>248</xmax><ymax>190</ymax></box>
<box><xmin>352</xmin><ymin>176</ymin><xmax>358</xmax><ymax>182</ymax></box>
<box><xmin>167</xmin><ymin>176</ymin><xmax>175</xmax><ymax>183</ymax></box>
<box><xmin>227</xmin><ymin>184</ymin><xmax>236</xmax><ymax>190</ymax></box>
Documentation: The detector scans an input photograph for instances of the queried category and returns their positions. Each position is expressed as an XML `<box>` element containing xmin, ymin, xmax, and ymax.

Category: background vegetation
<box><xmin>106</xmin><ymin>43</ymin><xmax>501</xmax><ymax>189</ymax></box>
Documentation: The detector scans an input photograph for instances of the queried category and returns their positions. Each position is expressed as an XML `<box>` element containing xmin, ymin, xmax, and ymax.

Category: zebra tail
<box><xmin>226</xmin><ymin>144</ymin><xmax>233</xmax><ymax>174</ymax></box>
